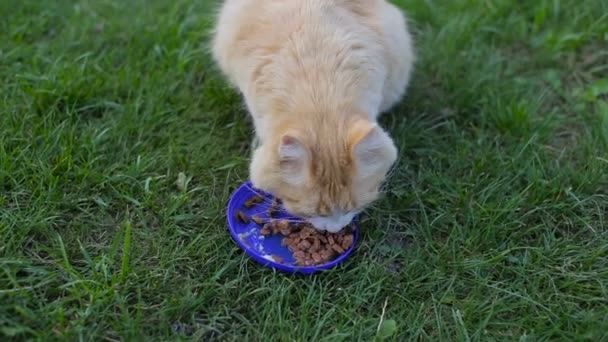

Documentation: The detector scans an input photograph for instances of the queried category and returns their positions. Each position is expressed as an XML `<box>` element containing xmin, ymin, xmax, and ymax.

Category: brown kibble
<box><xmin>260</xmin><ymin>225</ymin><xmax>272</xmax><ymax>236</ymax></box>
<box><xmin>255</xmin><ymin>217</ymin><xmax>354</xmax><ymax>266</ymax></box>
<box><xmin>321</xmin><ymin>249</ymin><xmax>334</xmax><ymax>260</ymax></box>
<box><xmin>244</xmin><ymin>195</ymin><xmax>264</xmax><ymax>209</ymax></box>
<box><xmin>277</xmin><ymin>220</ymin><xmax>291</xmax><ymax>235</ymax></box>
<box><xmin>331</xmin><ymin>243</ymin><xmax>345</xmax><ymax>254</ymax></box>
<box><xmin>267</xmin><ymin>198</ymin><xmax>281</xmax><ymax>217</ymax></box>
<box><xmin>299</xmin><ymin>239</ymin><xmax>312</xmax><ymax>250</ymax></box>
<box><xmin>270</xmin><ymin>222</ymin><xmax>281</xmax><ymax>235</ymax></box>
<box><xmin>251</xmin><ymin>215</ymin><xmax>264</xmax><ymax>225</ymax></box>
<box><xmin>267</xmin><ymin>207</ymin><xmax>278</xmax><ymax>217</ymax></box>
<box><xmin>341</xmin><ymin>234</ymin><xmax>354</xmax><ymax>250</ymax></box>
<box><xmin>236</xmin><ymin>210</ymin><xmax>249</xmax><ymax>224</ymax></box>
<box><xmin>312</xmin><ymin>252</ymin><xmax>322</xmax><ymax>263</ymax></box>
<box><xmin>328</xmin><ymin>235</ymin><xmax>335</xmax><ymax>245</ymax></box>
<box><xmin>271</xmin><ymin>255</ymin><xmax>284</xmax><ymax>263</ymax></box>
<box><xmin>301</xmin><ymin>226</ymin><xmax>316</xmax><ymax>237</ymax></box>
<box><xmin>310</xmin><ymin>238</ymin><xmax>320</xmax><ymax>253</ymax></box>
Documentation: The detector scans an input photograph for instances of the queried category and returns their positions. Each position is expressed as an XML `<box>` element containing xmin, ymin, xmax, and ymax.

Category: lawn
<box><xmin>1</xmin><ymin>0</ymin><xmax>607</xmax><ymax>340</ymax></box>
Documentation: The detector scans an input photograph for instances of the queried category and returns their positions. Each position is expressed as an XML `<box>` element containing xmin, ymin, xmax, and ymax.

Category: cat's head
<box><xmin>250</xmin><ymin>118</ymin><xmax>397</xmax><ymax>232</ymax></box>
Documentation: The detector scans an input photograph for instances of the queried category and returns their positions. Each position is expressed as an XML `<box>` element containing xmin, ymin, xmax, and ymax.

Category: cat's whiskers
<box><xmin>241</xmin><ymin>183</ymin><xmax>278</xmax><ymax>206</ymax></box>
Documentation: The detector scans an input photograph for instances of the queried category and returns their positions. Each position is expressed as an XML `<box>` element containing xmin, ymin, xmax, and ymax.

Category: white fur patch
<box><xmin>309</xmin><ymin>212</ymin><xmax>356</xmax><ymax>233</ymax></box>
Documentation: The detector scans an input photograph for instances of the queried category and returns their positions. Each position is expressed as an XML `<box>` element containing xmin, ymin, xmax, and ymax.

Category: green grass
<box><xmin>1</xmin><ymin>0</ymin><xmax>607</xmax><ymax>340</ymax></box>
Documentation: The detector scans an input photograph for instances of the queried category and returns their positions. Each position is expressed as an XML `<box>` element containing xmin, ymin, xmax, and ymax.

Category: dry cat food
<box><xmin>244</xmin><ymin>195</ymin><xmax>264</xmax><ymax>209</ymax></box>
<box><xmin>270</xmin><ymin>255</ymin><xmax>284</xmax><ymax>263</ymax></box>
<box><xmin>267</xmin><ymin>198</ymin><xmax>281</xmax><ymax>218</ymax></box>
<box><xmin>261</xmin><ymin>220</ymin><xmax>354</xmax><ymax>266</ymax></box>
<box><xmin>251</xmin><ymin>215</ymin><xmax>264</xmax><ymax>225</ymax></box>
<box><xmin>238</xmin><ymin>195</ymin><xmax>354</xmax><ymax>266</ymax></box>
<box><xmin>235</xmin><ymin>210</ymin><xmax>249</xmax><ymax>224</ymax></box>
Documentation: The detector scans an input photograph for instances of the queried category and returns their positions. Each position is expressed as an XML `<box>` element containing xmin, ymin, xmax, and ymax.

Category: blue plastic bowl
<box><xmin>227</xmin><ymin>181</ymin><xmax>359</xmax><ymax>274</ymax></box>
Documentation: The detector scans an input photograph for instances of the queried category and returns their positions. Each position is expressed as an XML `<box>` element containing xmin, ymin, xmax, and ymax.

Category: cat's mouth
<box><xmin>308</xmin><ymin>211</ymin><xmax>357</xmax><ymax>233</ymax></box>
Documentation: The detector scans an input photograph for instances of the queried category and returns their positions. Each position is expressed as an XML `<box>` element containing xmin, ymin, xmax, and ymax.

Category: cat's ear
<box><xmin>348</xmin><ymin>120</ymin><xmax>397</xmax><ymax>177</ymax></box>
<box><xmin>278</xmin><ymin>134</ymin><xmax>309</xmax><ymax>185</ymax></box>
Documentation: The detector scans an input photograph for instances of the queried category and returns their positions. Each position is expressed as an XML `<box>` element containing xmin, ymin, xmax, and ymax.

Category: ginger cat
<box><xmin>212</xmin><ymin>0</ymin><xmax>414</xmax><ymax>232</ymax></box>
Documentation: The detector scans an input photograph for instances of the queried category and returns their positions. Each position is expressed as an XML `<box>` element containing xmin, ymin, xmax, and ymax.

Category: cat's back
<box><xmin>214</xmin><ymin>0</ymin><xmax>384</xmax><ymax>43</ymax></box>
<box><xmin>213</xmin><ymin>0</ymin><xmax>396</xmax><ymax>120</ymax></box>
<box><xmin>213</xmin><ymin>0</ymin><xmax>387</xmax><ymax>83</ymax></box>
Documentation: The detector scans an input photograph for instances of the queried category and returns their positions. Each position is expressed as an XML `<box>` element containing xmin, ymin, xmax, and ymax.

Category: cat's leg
<box><xmin>378</xmin><ymin>3</ymin><xmax>415</xmax><ymax>114</ymax></box>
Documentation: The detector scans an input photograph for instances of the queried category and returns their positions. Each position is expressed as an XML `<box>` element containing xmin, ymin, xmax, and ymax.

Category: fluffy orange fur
<box><xmin>213</xmin><ymin>0</ymin><xmax>414</xmax><ymax>232</ymax></box>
